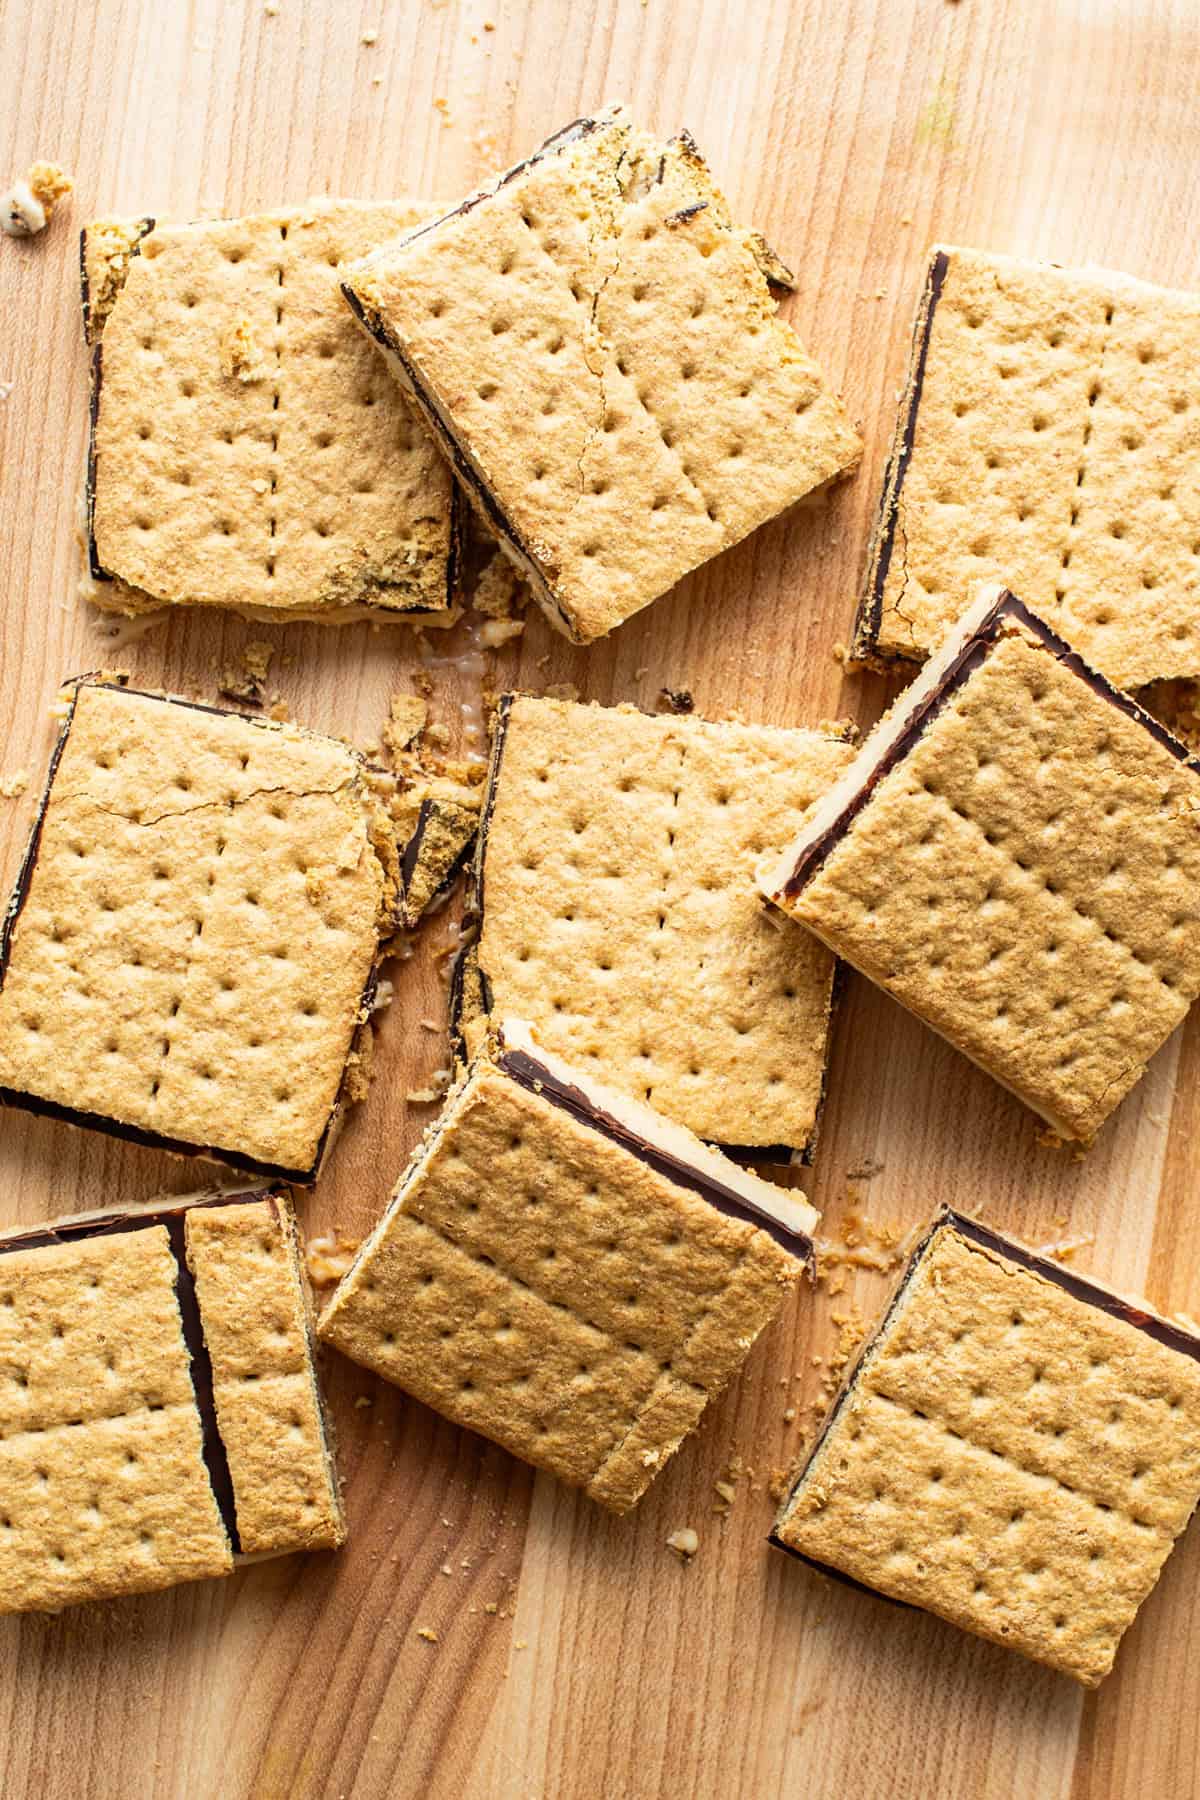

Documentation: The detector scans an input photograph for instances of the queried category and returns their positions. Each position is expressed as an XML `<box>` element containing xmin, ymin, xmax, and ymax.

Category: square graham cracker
<box><xmin>462</xmin><ymin>694</ymin><xmax>858</xmax><ymax>1159</ymax></box>
<box><xmin>772</xmin><ymin>1210</ymin><xmax>1200</xmax><ymax>1685</ymax></box>
<box><xmin>82</xmin><ymin>201</ymin><xmax>458</xmax><ymax>623</ymax></box>
<box><xmin>0</xmin><ymin>1187</ymin><xmax>343</xmax><ymax>1617</ymax></box>
<box><xmin>0</xmin><ymin>679</ymin><xmax>396</xmax><ymax>1182</ymax></box>
<box><xmin>854</xmin><ymin>244</ymin><xmax>1200</xmax><ymax>689</ymax></box>
<box><xmin>342</xmin><ymin>105</ymin><xmax>861</xmax><ymax>643</ymax></box>
<box><xmin>764</xmin><ymin>587</ymin><xmax>1200</xmax><ymax>1143</ymax></box>
<box><xmin>318</xmin><ymin>1021</ymin><xmax>814</xmax><ymax>1512</ymax></box>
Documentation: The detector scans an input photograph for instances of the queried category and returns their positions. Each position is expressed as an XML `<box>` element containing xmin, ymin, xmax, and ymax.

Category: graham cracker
<box><xmin>773</xmin><ymin>1211</ymin><xmax>1200</xmax><ymax>1685</ymax></box>
<box><xmin>465</xmin><ymin>695</ymin><xmax>856</xmax><ymax>1157</ymax></box>
<box><xmin>0</xmin><ymin>679</ymin><xmax>393</xmax><ymax>1181</ymax></box>
<box><xmin>854</xmin><ymin>244</ymin><xmax>1200</xmax><ymax>689</ymax></box>
<box><xmin>318</xmin><ymin>1022</ymin><xmax>812</xmax><ymax>1511</ymax></box>
<box><xmin>0</xmin><ymin>1188</ymin><xmax>343</xmax><ymax>1615</ymax></box>
<box><xmin>184</xmin><ymin>1196</ymin><xmax>344</xmax><ymax>1554</ymax></box>
<box><xmin>342</xmin><ymin>105</ymin><xmax>861</xmax><ymax>643</ymax></box>
<box><xmin>764</xmin><ymin>587</ymin><xmax>1200</xmax><ymax>1143</ymax></box>
<box><xmin>83</xmin><ymin>201</ymin><xmax>457</xmax><ymax>623</ymax></box>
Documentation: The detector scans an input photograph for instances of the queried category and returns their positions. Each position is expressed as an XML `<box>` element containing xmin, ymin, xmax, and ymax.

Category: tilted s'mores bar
<box><xmin>319</xmin><ymin>1022</ymin><xmax>814</xmax><ymax>1511</ymax></box>
<box><xmin>0</xmin><ymin>679</ymin><xmax>398</xmax><ymax>1182</ymax></box>
<box><xmin>772</xmin><ymin>1210</ymin><xmax>1200</xmax><ymax>1684</ymax></box>
<box><xmin>458</xmin><ymin>695</ymin><xmax>857</xmax><ymax>1159</ymax></box>
<box><xmin>82</xmin><ymin>202</ymin><xmax>457</xmax><ymax>622</ymax></box>
<box><xmin>342</xmin><ymin>105</ymin><xmax>861</xmax><ymax>643</ymax></box>
<box><xmin>854</xmin><ymin>245</ymin><xmax>1200</xmax><ymax>688</ymax></box>
<box><xmin>0</xmin><ymin>1188</ymin><xmax>343</xmax><ymax>1616</ymax></box>
<box><xmin>763</xmin><ymin>587</ymin><xmax>1200</xmax><ymax>1143</ymax></box>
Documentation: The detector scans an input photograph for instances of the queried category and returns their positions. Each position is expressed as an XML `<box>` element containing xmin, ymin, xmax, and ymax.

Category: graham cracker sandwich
<box><xmin>341</xmin><ymin>104</ymin><xmax>861</xmax><ymax>644</ymax></box>
<box><xmin>82</xmin><ymin>201</ymin><xmax>457</xmax><ymax>623</ymax></box>
<box><xmin>763</xmin><ymin>586</ymin><xmax>1200</xmax><ymax>1144</ymax></box>
<box><xmin>0</xmin><ymin>677</ymin><xmax>401</xmax><ymax>1182</ymax></box>
<box><xmin>772</xmin><ymin>1208</ymin><xmax>1200</xmax><ymax>1685</ymax></box>
<box><xmin>853</xmin><ymin>244</ymin><xmax>1200</xmax><ymax>689</ymax></box>
<box><xmin>318</xmin><ymin>1020</ymin><xmax>814</xmax><ymax>1512</ymax></box>
<box><xmin>456</xmin><ymin>694</ymin><xmax>858</xmax><ymax>1161</ymax></box>
<box><xmin>0</xmin><ymin>1186</ymin><xmax>344</xmax><ymax>1617</ymax></box>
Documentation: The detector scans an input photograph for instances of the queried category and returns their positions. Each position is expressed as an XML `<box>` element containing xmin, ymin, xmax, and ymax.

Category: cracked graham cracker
<box><xmin>0</xmin><ymin>679</ymin><xmax>395</xmax><ymax>1181</ymax></box>
<box><xmin>764</xmin><ymin>587</ymin><xmax>1200</xmax><ymax>1143</ymax></box>
<box><xmin>0</xmin><ymin>1187</ymin><xmax>342</xmax><ymax>1616</ymax></box>
<box><xmin>342</xmin><ymin>104</ymin><xmax>861</xmax><ymax>644</ymax></box>
<box><xmin>83</xmin><ymin>201</ymin><xmax>457</xmax><ymax>623</ymax></box>
<box><xmin>854</xmin><ymin>244</ymin><xmax>1200</xmax><ymax>689</ymax></box>
<box><xmin>773</xmin><ymin>1210</ymin><xmax>1200</xmax><ymax>1685</ymax></box>
<box><xmin>319</xmin><ymin>1022</ymin><xmax>814</xmax><ymax>1511</ymax></box>
<box><xmin>462</xmin><ymin>694</ymin><xmax>856</xmax><ymax>1158</ymax></box>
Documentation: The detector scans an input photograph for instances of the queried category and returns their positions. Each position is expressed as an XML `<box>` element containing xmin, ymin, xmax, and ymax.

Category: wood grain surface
<box><xmin>2</xmin><ymin>2</ymin><xmax>1200</xmax><ymax>1795</ymax></box>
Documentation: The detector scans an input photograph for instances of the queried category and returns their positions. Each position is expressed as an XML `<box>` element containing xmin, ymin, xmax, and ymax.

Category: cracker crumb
<box><xmin>1034</xmin><ymin>1232</ymin><xmax>1095</xmax><ymax>1263</ymax></box>
<box><xmin>478</xmin><ymin>617</ymin><xmax>525</xmax><ymax>649</ymax></box>
<box><xmin>406</xmin><ymin>1068</ymin><xmax>451</xmax><ymax>1105</ymax></box>
<box><xmin>361</xmin><ymin>27</ymin><xmax>379</xmax><ymax>44</ymax></box>
<box><xmin>354</xmin><ymin>1394</ymin><xmax>373</xmax><ymax>1408</ymax></box>
<box><xmin>783</xmin><ymin>1406</ymin><xmax>796</xmax><ymax>1423</ymax></box>
<box><xmin>0</xmin><ymin>769</ymin><xmax>29</xmax><ymax>799</ymax></box>
<box><xmin>267</xmin><ymin>698</ymin><xmax>291</xmax><ymax>722</ymax></box>
<box><xmin>514</xmin><ymin>1638</ymin><xmax>528</xmax><ymax>1649</ymax></box>
<box><xmin>305</xmin><ymin>1234</ymin><xmax>361</xmax><ymax>1287</ymax></box>
<box><xmin>433</xmin><ymin>96</ymin><xmax>453</xmax><ymax>127</ymax></box>
<box><xmin>666</xmin><ymin>1527</ymin><xmax>699</xmax><ymax>1560</ymax></box>
<box><xmin>416</xmin><ymin>1627</ymin><xmax>439</xmax><ymax>1643</ymax></box>
<box><xmin>2</xmin><ymin>162</ymin><xmax>73</xmax><ymax>238</ymax></box>
<box><xmin>383</xmin><ymin>693</ymin><xmax>429</xmax><ymax>758</ymax></box>
<box><xmin>484</xmin><ymin>1601</ymin><xmax>498</xmax><ymax>1615</ymax></box>
<box><xmin>0</xmin><ymin>380</ymin><xmax>12</xmax><ymax>402</ymax></box>
<box><xmin>219</xmin><ymin>317</ymin><xmax>269</xmax><ymax>383</ymax></box>
<box><xmin>768</xmin><ymin>1466</ymin><xmax>792</xmax><ymax>1504</ymax></box>
<box><xmin>218</xmin><ymin>639</ymin><xmax>275</xmax><ymax>706</ymax></box>
<box><xmin>441</xmin><ymin>1563</ymin><xmax>453</xmax><ymax>1576</ymax></box>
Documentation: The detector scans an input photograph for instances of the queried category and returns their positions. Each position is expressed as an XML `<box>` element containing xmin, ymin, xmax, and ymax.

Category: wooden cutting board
<box><xmin>2</xmin><ymin>2</ymin><xmax>1199</xmax><ymax>1795</ymax></box>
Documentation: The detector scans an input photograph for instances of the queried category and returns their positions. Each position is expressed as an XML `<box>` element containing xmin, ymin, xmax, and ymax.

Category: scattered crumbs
<box><xmin>218</xmin><ymin>639</ymin><xmax>275</xmax><ymax>706</ymax></box>
<box><xmin>514</xmin><ymin>1639</ymin><xmax>528</xmax><ymax>1650</ymax></box>
<box><xmin>659</xmin><ymin>686</ymin><xmax>694</xmax><ymax>714</ymax></box>
<box><xmin>433</xmin><ymin>96</ymin><xmax>453</xmax><ymax>127</ymax></box>
<box><xmin>483</xmin><ymin>17</ymin><xmax>494</xmax><ymax>27</ymax></box>
<box><xmin>305</xmin><ymin>1234</ymin><xmax>362</xmax><ymax>1287</ymax></box>
<box><xmin>845</xmin><ymin>1156</ymin><xmax>885</xmax><ymax>1182</ymax></box>
<box><xmin>0</xmin><ymin>770</ymin><xmax>29</xmax><ymax>799</ymax></box>
<box><xmin>382</xmin><ymin>692</ymin><xmax>429</xmax><ymax>758</ymax></box>
<box><xmin>484</xmin><ymin>1601</ymin><xmax>498</xmax><ymax>1615</ymax></box>
<box><xmin>441</xmin><ymin>1563</ymin><xmax>453</xmax><ymax>1577</ymax></box>
<box><xmin>831</xmin><ymin>641</ymin><xmax>849</xmax><ymax>667</ymax></box>
<box><xmin>372</xmin><ymin>74</ymin><xmax>383</xmax><ymax>86</ymax></box>
<box><xmin>1034</xmin><ymin>1232</ymin><xmax>1095</xmax><ymax>1264</ymax></box>
<box><xmin>417</xmin><ymin>1627</ymin><xmax>439</xmax><ymax>1643</ymax></box>
<box><xmin>666</xmin><ymin>1527</ymin><xmax>699</xmax><ymax>1560</ymax></box>
<box><xmin>900</xmin><ymin>211</ymin><xmax>913</xmax><ymax>226</ymax></box>
<box><xmin>361</xmin><ymin>27</ymin><xmax>379</xmax><ymax>44</ymax></box>
<box><xmin>478</xmin><ymin>617</ymin><xmax>525</xmax><ymax>649</ymax></box>
<box><xmin>0</xmin><ymin>380</ymin><xmax>12</xmax><ymax>402</ymax></box>
<box><xmin>354</xmin><ymin>1394</ymin><xmax>373</xmax><ymax>1409</ymax></box>
<box><xmin>406</xmin><ymin>1067</ymin><xmax>451</xmax><ymax>1105</ymax></box>
<box><xmin>783</xmin><ymin>1407</ymin><xmax>796</xmax><ymax>1424</ymax></box>
<box><xmin>768</xmin><ymin>1466</ymin><xmax>792</xmax><ymax>1505</ymax></box>
<box><xmin>267</xmin><ymin>697</ymin><xmax>291</xmax><ymax>722</ymax></box>
<box><xmin>264</xmin><ymin>0</ymin><xmax>280</xmax><ymax>13</ymax></box>
<box><xmin>634</xmin><ymin>664</ymin><xmax>649</xmax><ymax>679</ymax></box>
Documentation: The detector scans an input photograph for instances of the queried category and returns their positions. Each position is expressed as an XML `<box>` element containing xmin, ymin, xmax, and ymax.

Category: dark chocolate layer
<box><xmin>398</xmin><ymin>796</ymin><xmax>476</xmax><ymax>921</ymax></box>
<box><xmin>780</xmin><ymin>588</ymin><xmax>1200</xmax><ymax>901</ymax></box>
<box><xmin>851</xmin><ymin>248</ymin><xmax>950</xmax><ymax>659</ymax></box>
<box><xmin>0</xmin><ymin>680</ymin><xmax>376</xmax><ymax>1184</ymax></box>
<box><xmin>496</xmin><ymin>1042</ymin><xmax>811</xmax><ymax>1258</ymax></box>
<box><xmin>0</xmin><ymin>1189</ymin><xmax>293</xmax><ymax>1557</ymax></box>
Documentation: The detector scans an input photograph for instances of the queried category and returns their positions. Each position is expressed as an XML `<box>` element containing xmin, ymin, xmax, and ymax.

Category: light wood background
<box><xmin>2</xmin><ymin>1</ymin><xmax>1200</xmax><ymax>1795</ymax></box>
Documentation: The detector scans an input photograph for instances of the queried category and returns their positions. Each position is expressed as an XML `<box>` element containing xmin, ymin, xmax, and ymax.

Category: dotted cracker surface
<box><xmin>473</xmin><ymin>697</ymin><xmax>855</xmax><ymax>1151</ymax></box>
<box><xmin>88</xmin><ymin>201</ymin><xmax>455</xmax><ymax>621</ymax></box>
<box><xmin>782</xmin><ymin>620</ymin><xmax>1200</xmax><ymax>1141</ymax></box>
<box><xmin>0</xmin><ymin>1226</ymin><xmax>231</xmax><ymax>1615</ymax></box>
<box><xmin>0</xmin><ymin>682</ymin><xmax>388</xmax><ymax>1177</ymax></box>
<box><xmin>775</xmin><ymin>1223</ymin><xmax>1200</xmax><ymax>1684</ymax></box>
<box><xmin>185</xmin><ymin>1198</ymin><xmax>344</xmax><ymax>1554</ymax></box>
<box><xmin>318</xmin><ymin>1057</ymin><xmax>800</xmax><ymax>1511</ymax></box>
<box><xmin>345</xmin><ymin>106</ymin><xmax>860</xmax><ymax>642</ymax></box>
<box><xmin>861</xmin><ymin>245</ymin><xmax>1200</xmax><ymax>688</ymax></box>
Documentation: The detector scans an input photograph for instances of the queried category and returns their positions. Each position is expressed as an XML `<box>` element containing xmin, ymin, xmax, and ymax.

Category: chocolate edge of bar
<box><xmin>398</xmin><ymin>797</ymin><xmax>477</xmax><ymax>923</ymax></box>
<box><xmin>0</xmin><ymin>680</ymin><xmax>379</xmax><ymax>1184</ymax></box>
<box><xmin>850</xmin><ymin>247</ymin><xmax>950</xmax><ymax>661</ymax></box>
<box><xmin>496</xmin><ymin>1042</ymin><xmax>812</xmax><ymax>1259</ymax></box>
<box><xmin>781</xmin><ymin>588</ymin><xmax>1200</xmax><ymax>900</ymax></box>
<box><xmin>0</xmin><ymin>1187</ymin><xmax>294</xmax><ymax>1558</ymax></box>
<box><xmin>449</xmin><ymin>692</ymin><xmax>513</xmax><ymax>1046</ymax></box>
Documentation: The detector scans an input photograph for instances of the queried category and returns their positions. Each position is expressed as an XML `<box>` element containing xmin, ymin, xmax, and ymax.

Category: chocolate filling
<box><xmin>781</xmin><ymin>588</ymin><xmax>1199</xmax><ymax>901</ymax></box>
<box><xmin>769</xmin><ymin>1205</ymin><xmax>1200</xmax><ymax>1572</ymax></box>
<box><xmin>398</xmin><ymin>796</ymin><xmax>476</xmax><ymax>913</ymax></box>
<box><xmin>496</xmin><ymin>1042</ymin><xmax>812</xmax><ymax>1257</ymax></box>
<box><xmin>851</xmin><ymin>248</ymin><xmax>950</xmax><ymax>658</ymax></box>
<box><xmin>0</xmin><ymin>680</ymin><xmax>379</xmax><ymax>1183</ymax></box>
<box><xmin>0</xmin><ymin>1190</ymin><xmax>289</xmax><ymax>1556</ymax></box>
